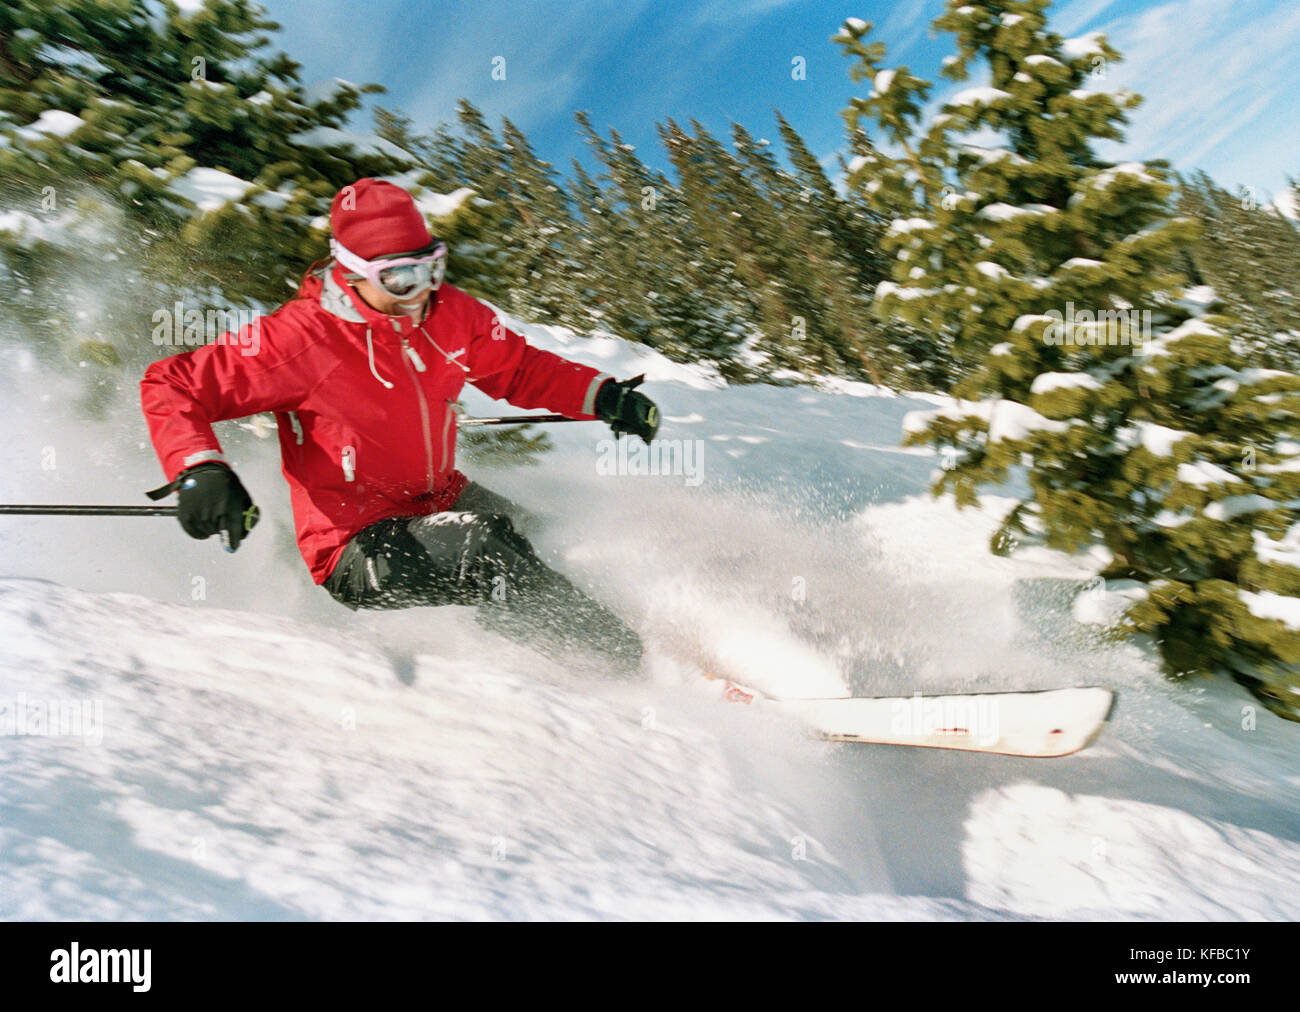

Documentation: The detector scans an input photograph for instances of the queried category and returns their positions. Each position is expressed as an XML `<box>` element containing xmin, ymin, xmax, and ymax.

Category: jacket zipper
<box><xmin>396</xmin><ymin>319</ymin><xmax>436</xmax><ymax>494</ymax></box>
<box><xmin>442</xmin><ymin>399</ymin><xmax>454</xmax><ymax>467</ymax></box>
<box><xmin>414</xmin><ymin>323</ymin><xmax>461</xmax><ymax>464</ymax></box>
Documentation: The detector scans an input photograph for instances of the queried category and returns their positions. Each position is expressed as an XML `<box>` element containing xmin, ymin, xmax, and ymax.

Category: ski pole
<box><xmin>1</xmin><ymin>414</ymin><xmax>583</xmax><ymax>519</ymax></box>
<box><xmin>458</xmin><ymin>413</ymin><xmax>587</xmax><ymax>428</ymax></box>
<box><xmin>0</xmin><ymin>413</ymin><xmax>589</xmax><ymax>512</ymax></box>
<box><xmin>0</xmin><ymin>502</ymin><xmax>258</xmax><ymax>553</ymax></box>
<box><xmin>0</xmin><ymin>504</ymin><xmax>178</xmax><ymax>516</ymax></box>
<box><xmin>0</xmin><ymin>415</ymin><xmax>586</xmax><ymax>512</ymax></box>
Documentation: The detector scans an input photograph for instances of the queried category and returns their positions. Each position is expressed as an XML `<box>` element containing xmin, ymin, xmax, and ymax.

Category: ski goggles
<box><xmin>330</xmin><ymin>237</ymin><xmax>448</xmax><ymax>298</ymax></box>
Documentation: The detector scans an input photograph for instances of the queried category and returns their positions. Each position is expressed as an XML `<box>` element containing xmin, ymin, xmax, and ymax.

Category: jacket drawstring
<box><xmin>417</xmin><ymin>324</ymin><xmax>470</xmax><ymax>374</ymax></box>
<box><xmin>365</xmin><ymin>326</ymin><xmax>394</xmax><ymax>389</ymax></box>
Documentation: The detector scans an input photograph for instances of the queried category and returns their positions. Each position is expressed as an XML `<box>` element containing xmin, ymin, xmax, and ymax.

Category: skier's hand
<box><xmin>175</xmin><ymin>463</ymin><xmax>259</xmax><ymax>551</ymax></box>
<box><xmin>595</xmin><ymin>375</ymin><xmax>659</xmax><ymax>443</ymax></box>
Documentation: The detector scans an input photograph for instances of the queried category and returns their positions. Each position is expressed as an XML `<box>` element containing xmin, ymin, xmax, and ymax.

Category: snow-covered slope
<box><xmin>1</xmin><ymin>314</ymin><xmax>1299</xmax><ymax>920</ymax></box>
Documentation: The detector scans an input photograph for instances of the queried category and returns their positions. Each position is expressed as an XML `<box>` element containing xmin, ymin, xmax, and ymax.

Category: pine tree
<box><xmin>578</xmin><ymin>112</ymin><xmax>749</xmax><ymax>368</ymax></box>
<box><xmin>838</xmin><ymin>2</ymin><xmax>1300</xmax><ymax>718</ymax></box>
<box><xmin>498</xmin><ymin>116</ymin><xmax>582</xmax><ymax>325</ymax></box>
<box><xmin>574</xmin><ymin>113</ymin><xmax>661</xmax><ymax>348</ymax></box>
<box><xmin>565</xmin><ymin>155</ymin><xmax>623</xmax><ymax>332</ymax></box>
<box><xmin>428</xmin><ymin>100</ymin><xmax>519</xmax><ymax>305</ymax></box>
<box><xmin>661</xmin><ymin>117</ymin><xmax>812</xmax><ymax>370</ymax></box>
<box><xmin>1177</xmin><ymin>171</ymin><xmax>1300</xmax><ymax>371</ymax></box>
<box><xmin>0</xmin><ymin>0</ymin><xmax>424</xmax><ymax>314</ymax></box>
<box><xmin>733</xmin><ymin>121</ymin><xmax>883</xmax><ymax>379</ymax></box>
<box><xmin>774</xmin><ymin>109</ymin><xmax>889</xmax><ymax>298</ymax></box>
<box><xmin>0</xmin><ymin>0</ymin><xmax>459</xmax><ymax>429</ymax></box>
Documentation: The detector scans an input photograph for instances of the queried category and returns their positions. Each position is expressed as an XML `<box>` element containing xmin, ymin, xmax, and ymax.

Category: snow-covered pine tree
<box><xmin>833</xmin><ymin>124</ymin><xmax>957</xmax><ymax>388</ymax></box>
<box><xmin>776</xmin><ymin>110</ymin><xmax>868</xmax><ymax>255</ymax></box>
<box><xmin>579</xmin><ymin>112</ymin><xmax>749</xmax><ymax>368</ymax></box>
<box><xmin>1177</xmin><ymin>171</ymin><xmax>1300</xmax><ymax>371</ymax></box>
<box><xmin>775</xmin><ymin>108</ymin><xmax>939</xmax><ymax>386</ymax></box>
<box><xmin>565</xmin><ymin>156</ymin><xmax>624</xmax><ymax>332</ymax></box>
<box><xmin>498</xmin><ymin>117</ymin><xmax>583</xmax><ymax>327</ymax></box>
<box><xmin>730</xmin><ymin>122</ymin><xmax>881</xmax><ymax>380</ymax></box>
<box><xmin>0</xmin><ymin>0</ymin><xmax>436</xmax><ymax>357</ymax></box>
<box><xmin>429</xmin><ymin>100</ymin><xmax>528</xmax><ymax>307</ymax></box>
<box><xmin>639</xmin><ymin>169</ymin><xmax>752</xmax><ymax>373</ymax></box>
<box><xmin>577</xmin><ymin>113</ymin><xmax>675</xmax><ymax>350</ymax></box>
<box><xmin>773</xmin><ymin>109</ymin><xmax>892</xmax><ymax>323</ymax></box>
<box><xmin>837</xmin><ymin>1</ymin><xmax>1300</xmax><ymax>719</ymax></box>
<box><xmin>660</xmin><ymin>117</ymin><xmax>819</xmax><ymax>374</ymax></box>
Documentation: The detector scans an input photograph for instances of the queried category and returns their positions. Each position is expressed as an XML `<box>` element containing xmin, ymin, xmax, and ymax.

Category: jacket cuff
<box><xmin>582</xmin><ymin>373</ymin><xmax>614</xmax><ymax>417</ymax></box>
<box><xmin>147</xmin><ymin>454</ymin><xmax>229</xmax><ymax>500</ymax></box>
<box><xmin>159</xmin><ymin>447</ymin><xmax>225</xmax><ymax>483</ymax></box>
<box><xmin>177</xmin><ymin>448</ymin><xmax>225</xmax><ymax>475</ymax></box>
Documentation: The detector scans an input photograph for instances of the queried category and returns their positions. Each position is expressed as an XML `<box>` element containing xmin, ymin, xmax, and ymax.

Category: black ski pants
<box><xmin>323</xmin><ymin>482</ymin><xmax>642</xmax><ymax>674</ymax></box>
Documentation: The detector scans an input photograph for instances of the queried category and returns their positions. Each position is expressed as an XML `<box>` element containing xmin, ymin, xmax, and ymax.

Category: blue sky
<box><xmin>259</xmin><ymin>0</ymin><xmax>1299</xmax><ymax>200</ymax></box>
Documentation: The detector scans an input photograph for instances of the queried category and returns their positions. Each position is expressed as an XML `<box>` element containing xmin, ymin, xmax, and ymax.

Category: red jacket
<box><xmin>141</xmin><ymin>264</ymin><xmax>610</xmax><ymax>583</ymax></box>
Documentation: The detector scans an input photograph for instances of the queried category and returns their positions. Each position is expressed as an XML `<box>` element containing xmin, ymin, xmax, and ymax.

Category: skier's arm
<box><xmin>463</xmin><ymin>298</ymin><xmax>610</xmax><ymax>419</ymax></box>
<box><xmin>141</xmin><ymin>317</ymin><xmax>317</xmax><ymax>481</ymax></box>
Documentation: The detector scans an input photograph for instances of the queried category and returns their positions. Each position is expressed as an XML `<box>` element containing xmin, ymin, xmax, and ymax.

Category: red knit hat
<box><xmin>329</xmin><ymin>178</ymin><xmax>433</xmax><ymax>259</ymax></box>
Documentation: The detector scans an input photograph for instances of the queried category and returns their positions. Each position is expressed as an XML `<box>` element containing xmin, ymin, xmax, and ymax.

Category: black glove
<box><xmin>594</xmin><ymin>375</ymin><xmax>660</xmax><ymax>443</ymax></box>
<box><xmin>174</xmin><ymin>463</ymin><xmax>259</xmax><ymax>551</ymax></box>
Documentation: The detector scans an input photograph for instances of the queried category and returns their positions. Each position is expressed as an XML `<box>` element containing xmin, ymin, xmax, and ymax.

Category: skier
<box><xmin>141</xmin><ymin>178</ymin><xmax>658</xmax><ymax>673</ymax></box>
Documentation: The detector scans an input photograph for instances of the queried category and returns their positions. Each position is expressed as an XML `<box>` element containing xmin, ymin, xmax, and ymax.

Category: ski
<box><xmin>704</xmin><ymin>676</ymin><xmax>1115</xmax><ymax>757</ymax></box>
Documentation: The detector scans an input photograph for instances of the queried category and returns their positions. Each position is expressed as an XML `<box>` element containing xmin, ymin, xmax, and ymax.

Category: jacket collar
<box><xmin>319</xmin><ymin>262</ymin><xmax>437</xmax><ymax>333</ymax></box>
<box><xmin>320</xmin><ymin>263</ymin><xmax>377</xmax><ymax>325</ymax></box>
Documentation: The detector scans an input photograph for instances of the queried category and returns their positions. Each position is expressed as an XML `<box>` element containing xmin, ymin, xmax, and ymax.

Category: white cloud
<box><xmin>1053</xmin><ymin>0</ymin><xmax>1123</xmax><ymax>35</ymax></box>
<box><xmin>849</xmin><ymin>0</ymin><xmax>1300</xmax><ymax>196</ymax></box>
<box><xmin>395</xmin><ymin>1</ymin><xmax>655</xmax><ymax>133</ymax></box>
<box><xmin>267</xmin><ymin>2</ymin><xmax>388</xmax><ymax>91</ymax></box>
<box><xmin>1093</xmin><ymin>0</ymin><xmax>1300</xmax><ymax>190</ymax></box>
<box><xmin>1180</xmin><ymin>85</ymin><xmax>1278</xmax><ymax>166</ymax></box>
<box><xmin>878</xmin><ymin>0</ymin><xmax>931</xmax><ymax>57</ymax></box>
<box><xmin>691</xmin><ymin>0</ymin><xmax>805</xmax><ymax>28</ymax></box>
